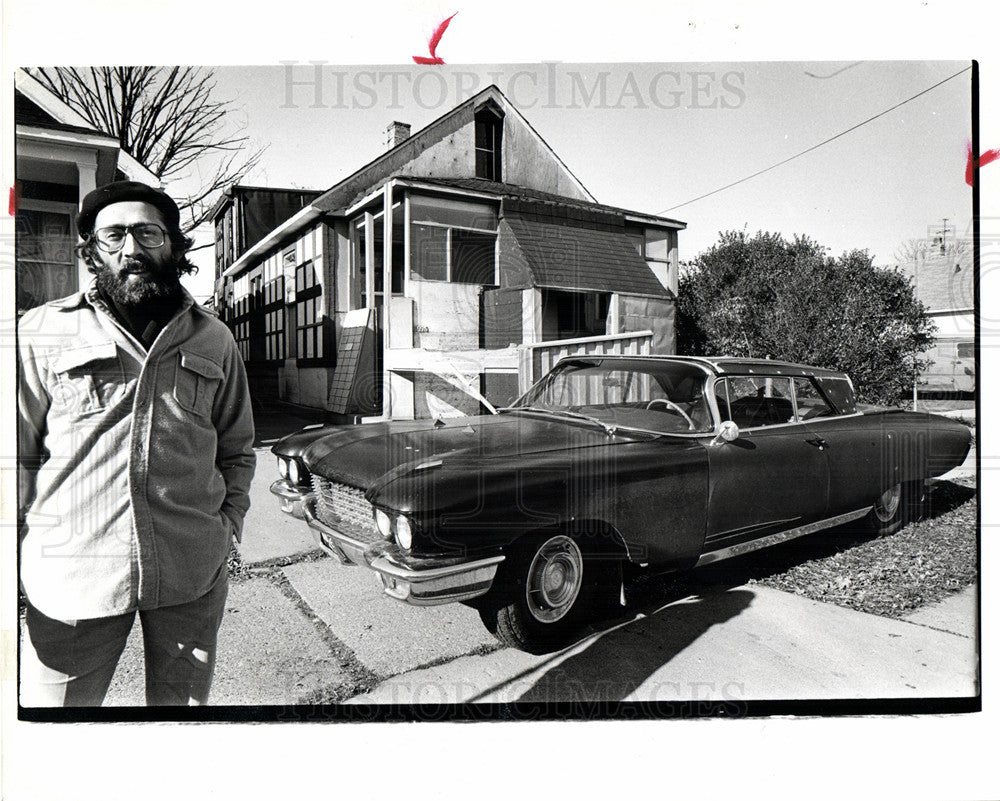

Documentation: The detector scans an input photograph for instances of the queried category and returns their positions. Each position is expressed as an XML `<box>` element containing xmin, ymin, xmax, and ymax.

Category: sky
<box><xmin>172</xmin><ymin>60</ymin><xmax>972</xmax><ymax>299</ymax></box>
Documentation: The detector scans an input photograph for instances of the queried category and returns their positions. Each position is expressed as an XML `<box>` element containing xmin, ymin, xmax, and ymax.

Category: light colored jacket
<box><xmin>18</xmin><ymin>284</ymin><xmax>256</xmax><ymax>620</ymax></box>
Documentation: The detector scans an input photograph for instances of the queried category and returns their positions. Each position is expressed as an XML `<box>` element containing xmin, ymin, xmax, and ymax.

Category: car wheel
<box><xmin>478</xmin><ymin>532</ymin><xmax>602</xmax><ymax>654</ymax></box>
<box><xmin>866</xmin><ymin>480</ymin><xmax>924</xmax><ymax>536</ymax></box>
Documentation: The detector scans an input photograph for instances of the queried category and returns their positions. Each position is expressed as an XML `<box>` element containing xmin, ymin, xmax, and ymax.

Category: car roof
<box><xmin>558</xmin><ymin>354</ymin><xmax>849</xmax><ymax>379</ymax></box>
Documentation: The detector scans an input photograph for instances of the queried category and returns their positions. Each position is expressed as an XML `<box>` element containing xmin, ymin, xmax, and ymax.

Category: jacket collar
<box><xmin>50</xmin><ymin>280</ymin><xmax>213</xmax><ymax>317</ymax></box>
<box><xmin>49</xmin><ymin>290</ymin><xmax>89</xmax><ymax>311</ymax></box>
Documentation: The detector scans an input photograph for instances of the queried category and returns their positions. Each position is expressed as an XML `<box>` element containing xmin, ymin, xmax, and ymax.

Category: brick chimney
<box><xmin>385</xmin><ymin>121</ymin><xmax>411</xmax><ymax>150</ymax></box>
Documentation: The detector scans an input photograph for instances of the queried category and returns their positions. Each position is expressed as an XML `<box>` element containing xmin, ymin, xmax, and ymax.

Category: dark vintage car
<box><xmin>271</xmin><ymin>356</ymin><xmax>972</xmax><ymax>652</ymax></box>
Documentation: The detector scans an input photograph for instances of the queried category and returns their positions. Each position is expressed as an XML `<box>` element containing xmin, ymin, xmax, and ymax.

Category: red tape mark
<box><xmin>9</xmin><ymin>183</ymin><xmax>21</xmax><ymax>216</ymax></box>
<box><xmin>966</xmin><ymin>140</ymin><xmax>1000</xmax><ymax>187</ymax></box>
<box><xmin>413</xmin><ymin>12</ymin><xmax>456</xmax><ymax>65</ymax></box>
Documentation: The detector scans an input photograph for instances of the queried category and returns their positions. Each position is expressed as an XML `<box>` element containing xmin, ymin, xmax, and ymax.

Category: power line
<box><xmin>659</xmin><ymin>64</ymin><xmax>972</xmax><ymax>214</ymax></box>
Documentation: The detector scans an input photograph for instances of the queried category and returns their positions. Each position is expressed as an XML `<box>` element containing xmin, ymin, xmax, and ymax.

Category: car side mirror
<box><xmin>712</xmin><ymin>420</ymin><xmax>740</xmax><ymax>445</ymax></box>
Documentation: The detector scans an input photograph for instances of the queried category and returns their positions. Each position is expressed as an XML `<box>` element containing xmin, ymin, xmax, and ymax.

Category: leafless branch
<box><xmin>29</xmin><ymin>66</ymin><xmax>265</xmax><ymax>234</ymax></box>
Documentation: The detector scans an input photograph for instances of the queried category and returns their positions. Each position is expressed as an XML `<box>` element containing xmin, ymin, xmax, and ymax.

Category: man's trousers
<box><xmin>20</xmin><ymin>575</ymin><xmax>228</xmax><ymax>707</ymax></box>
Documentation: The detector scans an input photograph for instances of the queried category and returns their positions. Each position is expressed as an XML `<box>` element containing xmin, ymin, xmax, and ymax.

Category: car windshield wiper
<box><xmin>503</xmin><ymin>405</ymin><xmax>622</xmax><ymax>437</ymax></box>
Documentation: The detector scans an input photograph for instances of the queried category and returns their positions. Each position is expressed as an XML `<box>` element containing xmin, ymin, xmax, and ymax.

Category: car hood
<box><xmin>302</xmin><ymin>412</ymin><xmax>660</xmax><ymax>490</ymax></box>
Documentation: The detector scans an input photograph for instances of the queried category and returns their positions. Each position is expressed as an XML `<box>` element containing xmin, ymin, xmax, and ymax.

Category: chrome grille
<box><xmin>311</xmin><ymin>475</ymin><xmax>381</xmax><ymax>543</ymax></box>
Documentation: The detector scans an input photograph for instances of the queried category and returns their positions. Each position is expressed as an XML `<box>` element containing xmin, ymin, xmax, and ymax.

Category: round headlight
<box><xmin>374</xmin><ymin>509</ymin><xmax>392</xmax><ymax>539</ymax></box>
<box><xmin>395</xmin><ymin>515</ymin><xmax>413</xmax><ymax>550</ymax></box>
<box><xmin>288</xmin><ymin>459</ymin><xmax>301</xmax><ymax>485</ymax></box>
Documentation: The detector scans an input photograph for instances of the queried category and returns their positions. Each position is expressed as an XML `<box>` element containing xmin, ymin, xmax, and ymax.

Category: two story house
<box><xmin>215</xmin><ymin>85</ymin><xmax>685</xmax><ymax>419</ymax></box>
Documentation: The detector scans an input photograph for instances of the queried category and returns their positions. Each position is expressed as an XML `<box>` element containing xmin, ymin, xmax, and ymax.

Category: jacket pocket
<box><xmin>173</xmin><ymin>349</ymin><xmax>224</xmax><ymax>417</ymax></box>
<box><xmin>49</xmin><ymin>341</ymin><xmax>122</xmax><ymax>416</ymax></box>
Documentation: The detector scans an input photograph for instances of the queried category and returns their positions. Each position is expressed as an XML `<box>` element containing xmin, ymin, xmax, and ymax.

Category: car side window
<box><xmin>718</xmin><ymin>375</ymin><xmax>795</xmax><ymax>428</ymax></box>
<box><xmin>793</xmin><ymin>377</ymin><xmax>836</xmax><ymax>420</ymax></box>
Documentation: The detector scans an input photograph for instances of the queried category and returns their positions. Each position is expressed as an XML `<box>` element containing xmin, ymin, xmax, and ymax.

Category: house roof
<box><xmin>15</xmin><ymin>91</ymin><xmax>119</xmax><ymax>139</ymax></box>
<box><xmin>15</xmin><ymin>70</ymin><xmax>160</xmax><ymax>187</ymax></box>
<box><xmin>501</xmin><ymin>202</ymin><xmax>670</xmax><ymax>298</ymax></box>
<box><xmin>208</xmin><ymin>184</ymin><xmax>323</xmax><ymax>223</ymax></box>
<box><xmin>222</xmin><ymin>84</ymin><xmax>685</xmax><ymax>280</ymax></box>
<box><xmin>899</xmin><ymin>254</ymin><xmax>974</xmax><ymax>314</ymax></box>
<box><xmin>311</xmin><ymin>84</ymin><xmax>595</xmax><ymax>215</ymax></box>
<box><xmin>404</xmin><ymin>177</ymin><xmax>686</xmax><ymax>230</ymax></box>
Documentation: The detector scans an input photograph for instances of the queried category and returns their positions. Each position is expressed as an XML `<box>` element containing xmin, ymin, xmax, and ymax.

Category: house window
<box><xmin>409</xmin><ymin>195</ymin><xmax>498</xmax><ymax>285</ymax></box>
<box><xmin>264</xmin><ymin>308</ymin><xmax>285</xmax><ymax>361</ymax></box>
<box><xmin>475</xmin><ymin>104</ymin><xmax>503</xmax><ymax>181</ymax></box>
<box><xmin>628</xmin><ymin>226</ymin><xmax>671</xmax><ymax>290</ymax></box>
<box><xmin>295</xmin><ymin>260</ymin><xmax>324</xmax><ymax>361</ymax></box>
<box><xmin>262</xmin><ymin>252</ymin><xmax>286</xmax><ymax>361</ymax></box>
<box><xmin>230</xmin><ymin>274</ymin><xmax>252</xmax><ymax>361</ymax></box>
<box><xmin>352</xmin><ymin>206</ymin><xmax>404</xmax><ymax>309</ymax></box>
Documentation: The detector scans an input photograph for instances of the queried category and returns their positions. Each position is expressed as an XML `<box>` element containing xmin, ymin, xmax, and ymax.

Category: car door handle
<box><xmin>804</xmin><ymin>438</ymin><xmax>828</xmax><ymax>450</ymax></box>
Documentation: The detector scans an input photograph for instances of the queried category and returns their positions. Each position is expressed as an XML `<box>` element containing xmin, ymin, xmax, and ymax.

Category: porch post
<box><xmin>76</xmin><ymin>154</ymin><xmax>98</xmax><ymax>294</ymax></box>
<box><xmin>382</xmin><ymin>183</ymin><xmax>393</xmax><ymax>418</ymax></box>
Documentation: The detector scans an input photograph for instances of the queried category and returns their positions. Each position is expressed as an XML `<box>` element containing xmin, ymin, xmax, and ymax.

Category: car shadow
<box><xmin>482</xmin><ymin>587</ymin><xmax>754</xmax><ymax>704</ymax></box>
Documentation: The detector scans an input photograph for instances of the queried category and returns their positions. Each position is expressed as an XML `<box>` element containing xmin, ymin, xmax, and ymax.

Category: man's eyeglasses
<box><xmin>93</xmin><ymin>224</ymin><xmax>167</xmax><ymax>253</ymax></box>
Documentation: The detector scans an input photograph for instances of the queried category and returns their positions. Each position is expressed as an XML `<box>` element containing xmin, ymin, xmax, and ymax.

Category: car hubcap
<box><xmin>525</xmin><ymin>535</ymin><xmax>584</xmax><ymax>623</ymax></box>
<box><xmin>874</xmin><ymin>484</ymin><xmax>902</xmax><ymax>523</ymax></box>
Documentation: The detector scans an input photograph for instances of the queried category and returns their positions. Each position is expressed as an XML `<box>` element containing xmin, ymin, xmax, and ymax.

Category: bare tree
<box><xmin>894</xmin><ymin>236</ymin><xmax>971</xmax><ymax>270</ymax></box>
<box><xmin>31</xmin><ymin>67</ymin><xmax>265</xmax><ymax>235</ymax></box>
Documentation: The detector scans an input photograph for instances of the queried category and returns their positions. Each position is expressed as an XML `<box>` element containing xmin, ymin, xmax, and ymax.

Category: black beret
<box><xmin>77</xmin><ymin>181</ymin><xmax>181</xmax><ymax>235</ymax></box>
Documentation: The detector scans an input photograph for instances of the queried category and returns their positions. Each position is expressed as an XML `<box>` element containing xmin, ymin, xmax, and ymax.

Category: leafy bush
<box><xmin>677</xmin><ymin>231</ymin><xmax>935</xmax><ymax>405</ymax></box>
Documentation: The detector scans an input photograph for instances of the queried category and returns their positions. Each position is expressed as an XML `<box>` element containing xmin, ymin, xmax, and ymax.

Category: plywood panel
<box><xmin>410</xmin><ymin>278</ymin><xmax>481</xmax><ymax>351</ymax></box>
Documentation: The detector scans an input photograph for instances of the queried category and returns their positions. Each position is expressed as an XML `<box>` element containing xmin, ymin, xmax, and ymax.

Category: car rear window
<box><xmin>815</xmin><ymin>376</ymin><xmax>856</xmax><ymax>415</ymax></box>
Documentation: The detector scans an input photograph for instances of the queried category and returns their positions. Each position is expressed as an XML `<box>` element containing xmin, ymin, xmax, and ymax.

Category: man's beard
<box><xmin>95</xmin><ymin>254</ymin><xmax>184</xmax><ymax>309</ymax></box>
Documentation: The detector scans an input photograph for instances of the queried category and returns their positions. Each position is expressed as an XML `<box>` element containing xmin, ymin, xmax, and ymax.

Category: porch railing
<box><xmin>517</xmin><ymin>330</ymin><xmax>654</xmax><ymax>393</ymax></box>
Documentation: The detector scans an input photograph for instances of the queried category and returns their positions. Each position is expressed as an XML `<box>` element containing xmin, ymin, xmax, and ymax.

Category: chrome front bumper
<box><xmin>270</xmin><ymin>478</ymin><xmax>310</xmax><ymax>519</ymax></box>
<box><xmin>296</xmin><ymin>494</ymin><xmax>504</xmax><ymax>607</ymax></box>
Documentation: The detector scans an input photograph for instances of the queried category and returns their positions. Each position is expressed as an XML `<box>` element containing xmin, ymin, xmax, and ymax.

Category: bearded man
<box><xmin>17</xmin><ymin>181</ymin><xmax>256</xmax><ymax>706</ymax></box>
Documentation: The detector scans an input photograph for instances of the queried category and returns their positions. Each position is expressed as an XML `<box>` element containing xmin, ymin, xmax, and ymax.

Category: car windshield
<box><xmin>510</xmin><ymin>359</ymin><xmax>715</xmax><ymax>434</ymax></box>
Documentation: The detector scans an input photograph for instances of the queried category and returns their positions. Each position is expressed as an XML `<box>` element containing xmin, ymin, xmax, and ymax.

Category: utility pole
<box><xmin>927</xmin><ymin>217</ymin><xmax>955</xmax><ymax>256</ymax></box>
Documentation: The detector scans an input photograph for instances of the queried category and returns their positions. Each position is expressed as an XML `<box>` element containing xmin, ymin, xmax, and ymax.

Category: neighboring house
<box><xmin>214</xmin><ymin>85</ymin><xmax>685</xmax><ymax>419</ymax></box>
<box><xmin>900</xmin><ymin>240</ymin><xmax>975</xmax><ymax>395</ymax></box>
<box><xmin>14</xmin><ymin>70</ymin><xmax>160</xmax><ymax>314</ymax></box>
<box><xmin>211</xmin><ymin>184</ymin><xmax>322</xmax><ymax>299</ymax></box>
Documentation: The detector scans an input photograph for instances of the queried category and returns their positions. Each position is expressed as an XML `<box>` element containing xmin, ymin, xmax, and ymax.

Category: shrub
<box><xmin>677</xmin><ymin>231</ymin><xmax>935</xmax><ymax>405</ymax></box>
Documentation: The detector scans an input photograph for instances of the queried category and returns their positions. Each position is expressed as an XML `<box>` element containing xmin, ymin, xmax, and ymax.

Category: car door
<box><xmin>791</xmin><ymin>374</ymin><xmax>885</xmax><ymax>516</ymax></box>
<box><xmin>704</xmin><ymin>375</ymin><xmax>830</xmax><ymax>553</ymax></box>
